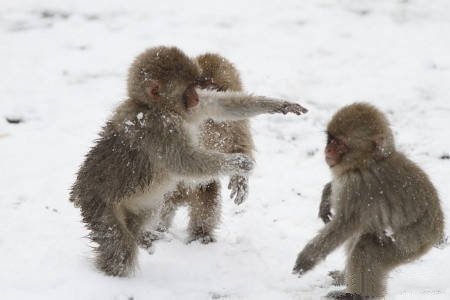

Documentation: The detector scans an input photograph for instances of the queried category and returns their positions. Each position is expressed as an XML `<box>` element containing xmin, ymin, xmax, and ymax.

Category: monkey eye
<box><xmin>326</xmin><ymin>133</ymin><xmax>335</xmax><ymax>145</ymax></box>
<box><xmin>196</xmin><ymin>78</ymin><xmax>212</xmax><ymax>88</ymax></box>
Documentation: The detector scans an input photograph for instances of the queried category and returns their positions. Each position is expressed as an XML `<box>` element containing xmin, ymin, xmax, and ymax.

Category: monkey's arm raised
<box><xmin>193</xmin><ymin>89</ymin><xmax>307</xmax><ymax>122</ymax></box>
<box><xmin>292</xmin><ymin>214</ymin><xmax>359</xmax><ymax>276</ymax></box>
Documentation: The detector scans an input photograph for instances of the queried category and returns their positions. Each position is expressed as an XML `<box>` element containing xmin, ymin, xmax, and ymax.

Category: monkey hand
<box><xmin>274</xmin><ymin>101</ymin><xmax>308</xmax><ymax>115</ymax></box>
<box><xmin>292</xmin><ymin>251</ymin><xmax>318</xmax><ymax>277</ymax></box>
<box><xmin>228</xmin><ymin>174</ymin><xmax>249</xmax><ymax>205</ymax></box>
<box><xmin>137</xmin><ymin>230</ymin><xmax>162</xmax><ymax>255</ymax></box>
<box><xmin>319</xmin><ymin>200</ymin><xmax>332</xmax><ymax>224</ymax></box>
<box><xmin>224</xmin><ymin>153</ymin><xmax>254</xmax><ymax>174</ymax></box>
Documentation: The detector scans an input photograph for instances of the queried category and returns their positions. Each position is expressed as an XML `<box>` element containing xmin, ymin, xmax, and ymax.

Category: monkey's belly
<box><xmin>122</xmin><ymin>178</ymin><xmax>179</xmax><ymax>213</ymax></box>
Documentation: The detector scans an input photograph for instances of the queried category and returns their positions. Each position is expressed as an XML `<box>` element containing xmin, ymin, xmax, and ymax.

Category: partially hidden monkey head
<box><xmin>127</xmin><ymin>46</ymin><xmax>201</xmax><ymax>115</ymax></box>
<box><xmin>196</xmin><ymin>53</ymin><xmax>243</xmax><ymax>92</ymax></box>
<box><xmin>325</xmin><ymin>102</ymin><xmax>396</xmax><ymax>174</ymax></box>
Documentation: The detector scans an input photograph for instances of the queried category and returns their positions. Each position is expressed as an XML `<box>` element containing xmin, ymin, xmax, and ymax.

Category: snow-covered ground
<box><xmin>1</xmin><ymin>0</ymin><xmax>449</xmax><ymax>299</ymax></box>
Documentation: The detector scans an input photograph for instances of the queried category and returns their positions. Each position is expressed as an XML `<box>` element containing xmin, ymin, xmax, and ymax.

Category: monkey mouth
<box><xmin>185</xmin><ymin>107</ymin><xmax>196</xmax><ymax>115</ymax></box>
<box><xmin>325</xmin><ymin>156</ymin><xmax>338</xmax><ymax>167</ymax></box>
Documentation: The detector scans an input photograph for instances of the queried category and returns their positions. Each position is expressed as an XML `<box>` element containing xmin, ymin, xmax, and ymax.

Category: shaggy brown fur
<box><xmin>293</xmin><ymin>103</ymin><xmax>444</xmax><ymax>298</ymax></box>
<box><xmin>70</xmin><ymin>46</ymin><xmax>307</xmax><ymax>276</ymax></box>
<box><xmin>159</xmin><ymin>53</ymin><xmax>255</xmax><ymax>243</ymax></box>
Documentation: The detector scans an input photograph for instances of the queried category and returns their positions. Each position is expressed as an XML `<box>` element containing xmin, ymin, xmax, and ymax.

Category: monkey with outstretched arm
<box><xmin>159</xmin><ymin>54</ymin><xmax>256</xmax><ymax>243</ymax></box>
<box><xmin>70</xmin><ymin>46</ymin><xmax>307</xmax><ymax>276</ymax></box>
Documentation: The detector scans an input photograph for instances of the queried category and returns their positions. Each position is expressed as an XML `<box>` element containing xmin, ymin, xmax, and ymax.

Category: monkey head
<box><xmin>127</xmin><ymin>46</ymin><xmax>201</xmax><ymax>115</ymax></box>
<box><xmin>196</xmin><ymin>53</ymin><xmax>243</xmax><ymax>92</ymax></box>
<box><xmin>325</xmin><ymin>103</ymin><xmax>395</xmax><ymax>174</ymax></box>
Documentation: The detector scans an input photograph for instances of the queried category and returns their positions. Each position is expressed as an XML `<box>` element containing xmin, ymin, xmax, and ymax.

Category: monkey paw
<box><xmin>328</xmin><ymin>270</ymin><xmax>346</xmax><ymax>286</ymax></box>
<box><xmin>138</xmin><ymin>230</ymin><xmax>162</xmax><ymax>254</ymax></box>
<box><xmin>275</xmin><ymin>102</ymin><xmax>308</xmax><ymax>115</ymax></box>
<box><xmin>326</xmin><ymin>290</ymin><xmax>363</xmax><ymax>299</ymax></box>
<box><xmin>292</xmin><ymin>253</ymin><xmax>316</xmax><ymax>277</ymax></box>
<box><xmin>226</xmin><ymin>154</ymin><xmax>254</xmax><ymax>174</ymax></box>
<box><xmin>156</xmin><ymin>224</ymin><xmax>169</xmax><ymax>233</ymax></box>
<box><xmin>319</xmin><ymin>201</ymin><xmax>332</xmax><ymax>224</ymax></box>
<box><xmin>187</xmin><ymin>233</ymin><xmax>216</xmax><ymax>244</ymax></box>
<box><xmin>228</xmin><ymin>174</ymin><xmax>249</xmax><ymax>205</ymax></box>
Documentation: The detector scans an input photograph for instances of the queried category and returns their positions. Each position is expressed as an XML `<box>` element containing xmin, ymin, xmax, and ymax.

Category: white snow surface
<box><xmin>1</xmin><ymin>0</ymin><xmax>449</xmax><ymax>299</ymax></box>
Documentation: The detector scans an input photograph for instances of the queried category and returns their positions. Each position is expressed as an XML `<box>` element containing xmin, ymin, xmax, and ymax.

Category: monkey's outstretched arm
<box><xmin>193</xmin><ymin>89</ymin><xmax>307</xmax><ymax>122</ymax></box>
<box><xmin>292</xmin><ymin>215</ymin><xmax>359</xmax><ymax>276</ymax></box>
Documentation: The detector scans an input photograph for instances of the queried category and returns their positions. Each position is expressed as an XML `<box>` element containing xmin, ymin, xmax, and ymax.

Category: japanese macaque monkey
<box><xmin>159</xmin><ymin>53</ymin><xmax>254</xmax><ymax>243</ymax></box>
<box><xmin>70</xmin><ymin>46</ymin><xmax>307</xmax><ymax>276</ymax></box>
<box><xmin>292</xmin><ymin>103</ymin><xmax>444</xmax><ymax>299</ymax></box>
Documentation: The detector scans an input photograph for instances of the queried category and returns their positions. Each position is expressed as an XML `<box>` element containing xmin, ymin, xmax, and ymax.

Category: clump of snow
<box><xmin>0</xmin><ymin>0</ymin><xmax>449</xmax><ymax>299</ymax></box>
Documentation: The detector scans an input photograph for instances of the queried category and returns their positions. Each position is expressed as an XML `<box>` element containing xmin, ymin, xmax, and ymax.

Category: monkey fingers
<box><xmin>328</xmin><ymin>270</ymin><xmax>346</xmax><ymax>286</ymax></box>
<box><xmin>292</xmin><ymin>253</ymin><xmax>317</xmax><ymax>276</ymax></box>
<box><xmin>187</xmin><ymin>233</ymin><xmax>216</xmax><ymax>244</ymax></box>
<box><xmin>319</xmin><ymin>182</ymin><xmax>333</xmax><ymax>223</ymax></box>
<box><xmin>326</xmin><ymin>290</ymin><xmax>363</xmax><ymax>299</ymax></box>
<box><xmin>225</xmin><ymin>153</ymin><xmax>255</xmax><ymax>174</ymax></box>
<box><xmin>319</xmin><ymin>204</ymin><xmax>332</xmax><ymax>224</ymax></box>
<box><xmin>228</xmin><ymin>174</ymin><xmax>249</xmax><ymax>205</ymax></box>
<box><xmin>275</xmin><ymin>102</ymin><xmax>308</xmax><ymax>115</ymax></box>
<box><xmin>137</xmin><ymin>231</ymin><xmax>162</xmax><ymax>254</ymax></box>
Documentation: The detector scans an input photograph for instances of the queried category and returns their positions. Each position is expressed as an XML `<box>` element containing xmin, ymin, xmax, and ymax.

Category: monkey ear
<box><xmin>145</xmin><ymin>80</ymin><xmax>161</xmax><ymax>101</ymax></box>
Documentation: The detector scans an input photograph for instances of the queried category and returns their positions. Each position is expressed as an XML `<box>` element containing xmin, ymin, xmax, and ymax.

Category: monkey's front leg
<box><xmin>293</xmin><ymin>218</ymin><xmax>356</xmax><ymax>276</ymax></box>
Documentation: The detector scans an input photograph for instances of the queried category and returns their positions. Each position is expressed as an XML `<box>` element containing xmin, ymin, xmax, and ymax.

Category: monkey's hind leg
<box><xmin>325</xmin><ymin>290</ymin><xmax>364</xmax><ymax>299</ymax></box>
<box><xmin>187</xmin><ymin>180</ymin><xmax>221</xmax><ymax>244</ymax></box>
<box><xmin>343</xmin><ymin>234</ymin><xmax>391</xmax><ymax>298</ymax></box>
<box><xmin>158</xmin><ymin>187</ymin><xmax>186</xmax><ymax>233</ymax></box>
<box><xmin>89</xmin><ymin>208</ymin><xmax>138</xmax><ymax>277</ymax></box>
<box><xmin>125</xmin><ymin>207</ymin><xmax>165</xmax><ymax>255</ymax></box>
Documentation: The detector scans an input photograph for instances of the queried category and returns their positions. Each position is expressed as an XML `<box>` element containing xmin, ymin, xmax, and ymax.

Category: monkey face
<box><xmin>196</xmin><ymin>78</ymin><xmax>223</xmax><ymax>91</ymax></box>
<box><xmin>144</xmin><ymin>80</ymin><xmax>200</xmax><ymax>115</ymax></box>
<box><xmin>182</xmin><ymin>84</ymin><xmax>199</xmax><ymax>109</ymax></box>
<box><xmin>325</xmin><ymin>133</ymin><xmax>349</xmax><ymax>167</ymax></box>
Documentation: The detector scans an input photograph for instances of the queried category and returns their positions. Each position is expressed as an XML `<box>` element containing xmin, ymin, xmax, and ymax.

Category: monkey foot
<box><xmin>156</xmin><ymin>224</ymin><xmax>168</xmax><ymax>233</ymax></box>
<box><xmin>138</xmin><ymin>231</ymin><xmax>162</xmax><ymax>254</ymax></box>
<box><xmin>142</xmin><ymin>244</ymin><xmax>155</xmax><ymax>255</ymax></box>
<box><xmin>187</xmin><ymin>233</ymin><xmax>216</xmax><ymax>244</ymax></box>
<box><xmin>328</xmin><ymin>270</ymin><xmax>345</xmax><ymax>286</ymax></box>
<box><xmin>326</xmin><ymin>290</ymin><xmax>365</xmax><ymax>299</ymax></box>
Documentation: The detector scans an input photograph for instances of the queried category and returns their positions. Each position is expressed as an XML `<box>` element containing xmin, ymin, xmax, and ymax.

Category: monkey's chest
<box><xmin>200</xmin><ymin>121</ymin><xmax>235</xmax><ymax>152</ymax></box>
<box><xmin>122</xmin><ymin>177</ymin><xmax>179</xmax><ymax>213</ymax></box>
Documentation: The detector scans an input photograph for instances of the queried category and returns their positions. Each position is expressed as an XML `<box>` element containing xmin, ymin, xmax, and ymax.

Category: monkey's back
<box><xmin>381</xmin><ymin>153</ymin><xmax>443</xmax><ymax>246</ymax></box>
<box><xmin>344</xmin><ymin>152</ymin><xmax>444</xmax><ymax>253</ymax></box>
<box><xmin>70</xmin><ymin>124</ymin><xmax>154</xmax><ymax>218</ymax></box>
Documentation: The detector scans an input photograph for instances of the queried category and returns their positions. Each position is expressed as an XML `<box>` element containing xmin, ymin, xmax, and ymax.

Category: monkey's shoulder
<box><xmin>105</xmin><ymin>104</ymin><xmax>184</xmax><ymax>143</ymax></box>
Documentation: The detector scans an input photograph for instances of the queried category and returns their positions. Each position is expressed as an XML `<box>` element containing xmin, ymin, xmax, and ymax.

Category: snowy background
<box><xmin>1</xmin><ymin>0</ymin><xmax>449</xmax><ymax>299</ymax></box>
